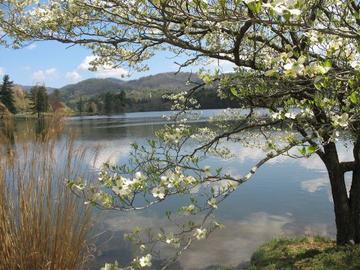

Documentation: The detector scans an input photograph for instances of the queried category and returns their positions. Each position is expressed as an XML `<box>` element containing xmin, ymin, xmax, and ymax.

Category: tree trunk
<box><xmin>350</xmin><ymin>138</ymin><xmax>360</xmax><ymax>243</ymax></box>
<box><xmin>323</xmin><ymin>142</ymin><xmax>353</xmax><ymax>244</ymax></box>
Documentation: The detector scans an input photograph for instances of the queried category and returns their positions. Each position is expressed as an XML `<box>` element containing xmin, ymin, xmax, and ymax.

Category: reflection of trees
<box><xmin>1</xmin><ymin>116</ymin><xmax>15</xmax><ymax>145</ymax></box>
<box><xmin>35</xmin><ymin>116</ymin><xmax>47</xmax><ymax>141</ymax></box>
<box><xmin>34</xmin><ymin>115</ymin><xmax>65</xmax><ymax>142</ymax></box>
<box><xmin>66</xmin><ymin>117</ymin><xmax>160</xmax><ymax>141</ymax></box>
<box><xmin>0</xmin><ymin>116</ymin><xmax>16</xmax><ymax>158</ymax></box>
<box><xmin>0</xmin><ymin>115</ymin><xmax>65</xmax><ymax>146</ymax></box>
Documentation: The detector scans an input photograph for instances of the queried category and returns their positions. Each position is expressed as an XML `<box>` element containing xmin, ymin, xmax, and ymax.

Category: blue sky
<box><xmin>0</xmin><ymin>41</ymin><xmax>235</xmax><ymax>88</ymax></box>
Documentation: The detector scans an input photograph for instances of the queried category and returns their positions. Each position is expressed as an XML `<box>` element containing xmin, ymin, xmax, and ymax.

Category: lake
<box><xmin>3</xmin><ymin>110</ymin><xmax>351</xmax><ymax>270</ymax></box>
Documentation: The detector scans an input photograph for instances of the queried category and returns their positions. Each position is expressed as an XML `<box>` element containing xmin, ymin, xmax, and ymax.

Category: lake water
<box><xmin>3</xmin><ymin>110</ymin><xmax>351</xmax><ymax>270</ymax></box>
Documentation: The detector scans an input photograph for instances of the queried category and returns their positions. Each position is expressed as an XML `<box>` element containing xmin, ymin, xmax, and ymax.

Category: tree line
<box><xmin>76</xmin><ymin>91</ymin><xmax>126</xmax><ymax>115</ymax></box>
<box><xmin>0</xmin><ymin>75</ymin><xmax>50</xmax><ymax>117</ymax></box>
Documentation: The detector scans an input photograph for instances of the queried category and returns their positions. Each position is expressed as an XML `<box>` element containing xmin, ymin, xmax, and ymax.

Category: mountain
<box><xmin>59</xmin><ymin>78</ymin><xmax>125</xmax><ymax>98</ymax></box>
<box><xmin>10</xmin><ymin>72</ymin><xmax>236</xmax><ymax>114</ymax></box>
<box><xmin>16</xmin><ymin>85</ymin><xmax>57</xmax><ymax>93</ymax></box>
<box><xmin>59</xmin><ymin>72</ymin><xmax>201</xmax><ymax>98</ymax></box>
<box><xmin>123</xmin><ymin>72</ymin><xmax>201</xmax><ymax>90</ymax></box>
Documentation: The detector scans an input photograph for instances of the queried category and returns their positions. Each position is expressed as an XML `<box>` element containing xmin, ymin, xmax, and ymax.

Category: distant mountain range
<box><xmin>18</xmin><ymin>72</ymin><xmax>202</xmax><ymax>98</ymax></box>
<box><xmin>16</xmin><ymin>85</ymin><xmax>57</xmax><ymax>94</ymax></box>
<box><xmin>8</xmin><ymin>72</ymin><xmax>238</xmax><ymax>114</ymax></box>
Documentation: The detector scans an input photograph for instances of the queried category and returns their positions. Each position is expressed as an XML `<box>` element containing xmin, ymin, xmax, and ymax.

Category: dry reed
<box><xmin>0</xmin><ymin>115</ymin><xmax>97</xmax><ymax>270</ymax></box>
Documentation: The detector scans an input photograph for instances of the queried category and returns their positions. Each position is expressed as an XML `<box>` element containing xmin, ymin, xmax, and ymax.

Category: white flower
<box><xmin>228</xmin><ymin>181</ymin><xmax>239</xmax><ymax>190</ymax></box>
<box><xmin>271</xmin><ymin>112</ymin><xmax>282</xmax><ymax>120</ymax></box>
<box><xmin>139</xmin><ymin>254</ymin><xmax>152</xmax><ymax>268</ymax></box>
<box><xmin>101</xmin><ymin>262</ymin><xmax>120</xmax><ymax>270</ymax></box>
<box><xmin>165</xmin><ymin>238</ymin><xmax>172</xmax><ymax>244</ymax></box>
<box><xmin>332</xmin><ymin>113</ymin><xmax>349</xmax><ymax>128</ymax></box>
<box><xmin>182</xmin><ymin>204</ymin><xmax>196</xmax><ymax>215</ymax></box>
<box><xmin>283</xmin><ymin>62</ymin><xmax>293</xmax><ymax>70</ymax></box>
<box><xmin>244</xmin><ymin>0</ymin><xmax>257</xmax><ymax>3</ymax></box>
<box><xmin>203</xmin><ymin>166</ymin><xmax>211</xmax><ymax>176</ymax></box>
<box><xmin>112</xmin><ymin>177</ymin><xmax>132</xmax><ymax>197</ymax></box>
<box><xmin>164</xmin><ymin>234</ymin><xmax>178</xmax><ymax>246</ymax></box>
<box><xmin>194</xmin><ymin>228</ymin><xmax>207</xmax><ymax>240</ymax></box>
<box><xmin>288</xmin><ymin>9</ymin><xmax>301</xmax><ymax>16</ymax></box>
<box><xmin>273</xmin><ymin>5</ymin><xmax>285</xmax><ymax>15</ymax></box>
<box><xmin>207</xmin><ymin>198</ymin><xmax>218</xmax><ymax>209</ymax></box>
<box><xmin>185</xmin><ymin>175</ymin><xmax>196</xmax><ymax>184</ymax></box>
<box><xmin>350</xmin><ymin>60</ymin><xmax>360</xmax><ymax>70</ymax></box>
<box><xmin>134</xmin><ymin>171</ymin><xmax>142</xmax><ymax>179</ymax></box>
<box><xmin>152</xmin><ymin>186</ymin><xmax>166</xmax><ymax>199</ymax></box>
<box><xmin>284</xmin><ymin>112</ymin><xmax>297</xmax><ymax>119</ymax></box>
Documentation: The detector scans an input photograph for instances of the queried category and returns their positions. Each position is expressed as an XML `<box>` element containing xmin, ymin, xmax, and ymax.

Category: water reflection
<box><xmin>301</xmin><ymin>178</ymin><xmax>329</xmax><ymax>193</ymax></box>
<box><xmin>0</xmin><ymin>111</ymin><xmax>343</xmax><ymax>269</ymax></box>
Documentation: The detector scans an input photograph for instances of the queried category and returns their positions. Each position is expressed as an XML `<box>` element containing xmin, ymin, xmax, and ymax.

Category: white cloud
<box><xmin>0</xmin><ymin>67</ymin><xmax>4</xmax><ymax>77</ymax></box>
<box><xmin>65</xmin><ymin>71</ymin><xmax>82</xmax><ymax>83</ymax></box>
<box><xmin>32</xmin><ymin>68</ymin><xmax>57</xmax><ymax>83</ymax></box>
<box><xmin>66</xmin><ymin>55</ymin><xmax>129</xmax><ymax>83</ymax></box>
<box><xmin>77</xmin><ymin>55</ymin><xmax>94</xmax><ymax>71</ymax></box>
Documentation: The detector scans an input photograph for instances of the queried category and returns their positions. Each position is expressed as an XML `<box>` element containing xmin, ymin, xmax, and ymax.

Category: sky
<box><xmin>0</xmin><ymin>41</ymin><xmax>235</xmax><ymax>88</ymax></box>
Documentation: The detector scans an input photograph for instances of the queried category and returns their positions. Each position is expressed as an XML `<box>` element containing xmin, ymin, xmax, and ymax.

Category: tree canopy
<box><xmin>1</xmin><ymin>0</ymin><xmax>360</xmax><ymax>268</ymax></box>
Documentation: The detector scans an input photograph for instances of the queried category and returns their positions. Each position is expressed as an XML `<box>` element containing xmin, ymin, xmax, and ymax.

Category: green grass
<box><xmin>248</xmin><ymin>236</ymin><xmax>360</xmax><ymax>270</ymax></box>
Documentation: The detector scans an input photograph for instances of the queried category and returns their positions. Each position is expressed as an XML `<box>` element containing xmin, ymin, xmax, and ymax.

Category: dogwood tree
<box><xmin>1</xmin><ymin>0</ymin><xmax>360</xmax><ymax>268</ymax></box>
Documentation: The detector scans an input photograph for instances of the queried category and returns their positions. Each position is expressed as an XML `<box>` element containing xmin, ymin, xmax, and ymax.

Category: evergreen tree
<box><xmin>30</xmin><ymin>85</ymin><xmax>49</xmax><ymax>118</ymax></box>
<box><xmin>0</xmin><ymin>75</ymin><xmax>17</xmax><ymax>114</ymax></box>
<box><xmin>53</xmin><ymin>89</ymin><xmax>61</xmax><ymax>101</ymax></box>
<box><xmin>77</xmin><ymin>95</ymin><xmax>84</xmax><ymax>115</ymax></box>
<box><xmin>113</xmin><ymin>91</ymin><xmax>126</xmax><ymax>113</ymax></box>
<box><xmin>87</xmin><ymin>101</ymin><xmax>97</xmax><ymax>114</ymax></box>
<box><xmin>103</xmin><ymin>92</ymin><xmax>114</xmax><ymax>115</ymax></box>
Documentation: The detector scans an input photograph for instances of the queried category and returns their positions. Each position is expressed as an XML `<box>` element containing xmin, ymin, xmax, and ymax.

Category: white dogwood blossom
<box><xmin>194</xmin><ymin>228</ymin><xmax>207</xmax><ymax>240</ymax></box>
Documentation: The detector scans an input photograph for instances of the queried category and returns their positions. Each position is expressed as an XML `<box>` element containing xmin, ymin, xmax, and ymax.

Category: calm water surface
<box><xmin>5</xmin><ymin>110</ymin><xmax>352</xmax><ymax>269</ymax></box>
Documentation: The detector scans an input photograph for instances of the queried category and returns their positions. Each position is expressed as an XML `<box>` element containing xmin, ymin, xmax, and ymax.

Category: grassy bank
<box><xmin>248</xmin><ymin>237</ymin><xmax>360</xmax><ymax>270</ymax></box>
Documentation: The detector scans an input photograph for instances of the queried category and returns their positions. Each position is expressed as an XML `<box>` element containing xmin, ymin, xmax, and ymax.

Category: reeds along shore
<box><xmin>0</xmin><ymin>115</ymin><xmax>96</xmax><ymax>270</ymax></box>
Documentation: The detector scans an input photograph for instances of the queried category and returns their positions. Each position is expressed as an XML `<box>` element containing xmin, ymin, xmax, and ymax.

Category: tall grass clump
<box><xmin>0</xmin><ymin>115</ymin><xmax>97</xmax><ymax>270</ymax></box>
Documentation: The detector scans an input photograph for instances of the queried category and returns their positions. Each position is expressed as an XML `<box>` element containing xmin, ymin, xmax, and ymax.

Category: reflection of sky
<box><xmin>9</xmin><ymin>112</ymin><xmax>350</xmax><ymax>269</ymax></box>
<box><xmin>301</xmin><ymin>178</ymin><xmax>329</xmax><ymax>193</ymax></box>
<box><xmin>94</xmin><ymin>210</ymin><xmax>334</xmax><ymax>270</ymax></box>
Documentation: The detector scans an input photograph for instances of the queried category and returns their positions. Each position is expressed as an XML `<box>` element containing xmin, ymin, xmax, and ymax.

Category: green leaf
<box><xmin>298</xmin><ymin>147</ymin><xmax>306</xmax><ymax>156</ymax></box>
<box><xmin>230</xmin><ymin>87</ymin><xmax>239</xmax><ymax>97</ymax></box>
<box><xmin>323</xmin><ymin>59</ymin><xmax>332</xmax><ymax>68</ymax></box>
<box><xmin>248</xmin><ymin>1</ymin><xmax>262</xmax><ymax>13</ymax></box>
<box><xmin>350</xmin><ymin>92</ymin><xmax>358</xmax><ymax>104</ymax></box>
<box><xmin>307</xmin><ymin>145</ymin><xmax>318</xmax><ymax>155</ymax></box>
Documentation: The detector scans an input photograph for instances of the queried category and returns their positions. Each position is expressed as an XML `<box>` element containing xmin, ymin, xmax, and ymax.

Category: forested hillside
<box><xmin>6</xmin><ymin>72</ymin><xmax>238</xmax><ymax>115</ymax></box>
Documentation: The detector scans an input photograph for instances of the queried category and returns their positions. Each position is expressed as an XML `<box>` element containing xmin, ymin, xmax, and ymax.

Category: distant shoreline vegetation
<box><xmin>1</xmin><ymin>72</ymin><xmax>240</xmax><ymax>117</ymax></box>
